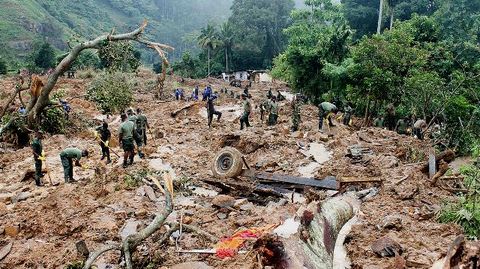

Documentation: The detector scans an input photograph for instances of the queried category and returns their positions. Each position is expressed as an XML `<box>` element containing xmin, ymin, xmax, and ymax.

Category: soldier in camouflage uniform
<box><xmin>31</xmin><ymin>131</ymin><xmax>44</xmax><ymax>186</ymax></box>
<box><xmin>291</xmin><ymin>97</ymin><xmax>301</xmax><ymax>132</ymax></box>
<box><xmin>268</xmin><ymin>96</ymin><xmax>279</xmax><ymax>126</ymax></box>
<box><xmin>136</xmin><ymin>108</ymin><xmax>150</xmax><ymax>158</ymax></box>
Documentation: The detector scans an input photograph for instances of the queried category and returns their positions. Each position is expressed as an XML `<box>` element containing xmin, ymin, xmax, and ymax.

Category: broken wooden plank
<box><xmin>255</xmin><ymin>172</ymin><xmax>339</xmax><ymax>190</ymax></box>
<box><xmin>201</xmin><ymin>178</ymin><xmax>285</xmax><ymax>198</ymax></box>
<box><xmin>339</xmin><ymin>176</ymin><xmax>383</xmax><ymax>184</ymax></box>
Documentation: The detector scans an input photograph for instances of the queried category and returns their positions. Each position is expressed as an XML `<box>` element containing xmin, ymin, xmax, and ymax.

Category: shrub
<box><xmin>87</xmin><ymin>72</ymin><xmax>134</xmax><ymax>114</ymax></box>
<box><xmin>40</xmin><ymin>107</ymin><xmax>68</xmax><ymax>134</ymax></box>
<box><xmin>438</xmin><ymin>165</ymin><xmax>480</xmax><ymax>239</ymax></box>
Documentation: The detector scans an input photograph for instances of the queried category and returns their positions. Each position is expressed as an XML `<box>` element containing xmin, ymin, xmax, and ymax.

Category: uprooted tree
<box><xmin>1</xmin><ymin>21</ymin><xmax>173</xmax><ymax>134</ymax></box>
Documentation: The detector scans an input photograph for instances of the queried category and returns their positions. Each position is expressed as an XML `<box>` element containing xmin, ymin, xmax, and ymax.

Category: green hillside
<box><xmin>0</xmin><ymin>0</ymin><xmax>233</xmax><ymax>68</ymax></box>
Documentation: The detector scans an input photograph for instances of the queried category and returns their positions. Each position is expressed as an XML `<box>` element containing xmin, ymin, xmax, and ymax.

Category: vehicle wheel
<box><xmin>212</xmin><ymin>147</ymin><xmax>244</xmax><ymax>179</ymax></box>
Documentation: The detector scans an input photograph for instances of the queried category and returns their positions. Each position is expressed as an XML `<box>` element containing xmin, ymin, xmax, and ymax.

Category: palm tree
<box><xmin>197</xmin><ymin>24</ymin><xmax>221</xmax><ymax>76</ymax></box>
<box><xmin>377</xmin><ymin>0</ymin><xmax>396</xmax><ymax>33</ymax></box>
<box><xmin>377</xmin><ymin>0</ymin><xmax>385</xmax><ymax>34</ymax></box>
<box><xmin>219</xmin><ymin>22</ymin><xmax>234</xmax><ymax>73</ymax></box>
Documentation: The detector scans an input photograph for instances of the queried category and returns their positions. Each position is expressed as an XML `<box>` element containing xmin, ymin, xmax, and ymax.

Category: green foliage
<box><xmin>40</xmin><ymin>107</ymin><xmax>68</xmax><ymax>134</ymax></box>
<box><xmin>71</xmin><ymin>50</ymin><xmax>100</xmax><ymax>70</ymax></box>
<box><xmin>28</xmin><ymin>41</ymin><xmax>56</xmax><ymax>71</ymax></box>
<box><xmin>123</xmin><ymin>168</ymin><xmax>150</xmax><ymax>189</ymax></box>
<box><xmin>228</xmin><ymin>0</ymin><xmax>294</xmax><ymax>69</ymax></box>
<box><xmin>0</xmin><ymin>57</ymin><xmax>6</xmax><ymax>74</ymax></box>
<box><xmin>438</xmin><ymin>165</ymin><xmax>480</xmax><ymax>239</ymax></box>
<box><xmin>272</xmin><ymin>0</ymin><xmax>351</xmax><ymax>99</ymax></box>
<box><xmin>98</xmin><ymin>41</ymin><xmax>141</xmax><ymax>72</ymax></box>
<box><xmin>87</xmin><ymin>72</ymin><xmax>134</xmax><ymax>114</ymax></box>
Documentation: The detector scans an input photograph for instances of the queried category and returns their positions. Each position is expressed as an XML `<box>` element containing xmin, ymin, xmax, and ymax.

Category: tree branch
<box><xmin>82</xmin><ymin>244</ymin><xmax>121</xmax><ymax>269</ymax></box>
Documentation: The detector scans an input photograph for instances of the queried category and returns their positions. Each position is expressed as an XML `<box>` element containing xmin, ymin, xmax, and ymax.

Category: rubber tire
<box><xmin>212</xmin><ymin>147</ymin><xmax>244</xmax><ymax>179</ymax></box>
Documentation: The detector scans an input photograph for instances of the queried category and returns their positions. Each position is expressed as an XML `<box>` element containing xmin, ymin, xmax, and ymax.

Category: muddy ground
<box><xmin>0</xmin><ymin>71</ymin><xmax>466</xmax><ymax>268</ymax></box>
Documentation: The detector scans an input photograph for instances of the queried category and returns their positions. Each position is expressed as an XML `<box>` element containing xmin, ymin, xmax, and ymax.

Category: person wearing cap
<box><xmin>59</xmin><ymin>147</ymin><xmax>88</xmax><ymax>183</ymax></box>
<box><xmin>240</xmin><ymin>93</ymin><xmax>251</xmax><ymax>130</ymax></box>
<box><xmin>318</xmin><ymin>101</ymin><xmax>338</xmax><ymax>130</ymax></box>
<box><xmin>31</xmin><ymin>131</ymin><xmax>44</xmax><ymax>186</ymax></box>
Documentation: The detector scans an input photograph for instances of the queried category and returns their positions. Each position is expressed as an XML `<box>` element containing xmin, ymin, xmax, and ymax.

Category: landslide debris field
<box><xmin>0</xmin><ymin>73</ymin><xmax>471</xmax><ymax>268</ymax></box>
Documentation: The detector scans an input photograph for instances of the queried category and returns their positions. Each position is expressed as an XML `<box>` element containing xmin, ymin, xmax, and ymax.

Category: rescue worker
<box><xmin>31</xmin><ymin>131</ymin><xmax>44</xmax><ymax>186</ymax></box>
<box><xmin>203</xmin><ymin>85</ymin><xmax>212</xmax><ymax>101</ymax></box>
<box><xmin>343</xmin><ymin>103</ymin><xmax>353</xmax><ymax>126</ymax></box>
<box><xmin>318</xmin><ymin>101</ymin><xmax>338</xmax><ymax>130</ymax></box>
<box><xmin>59</xmin><ymin>148</ymin><xmax>88</xmax><ymax>183</ymax></box>
<box><xmin>395</xmin><ymin>117</ymin><xmax>408</xmax><ymax>135</ymax></box>
<box><xmin>136</xmin><ymin>108</ymin><xmax>150</xmax><ymax>147</ymax></box>
<box><xmin>291</xmin><ymin>97</ymin><xmax>301</xmax><ymax>132</ymax></box>
<box><xmin>240</xmin><ymin>93</ymin><xmax>251</xmax><ymax>130</ymax></box>
<box><xmin>260</xmin><ymin>98</ymin><xmax>270</xmax><ymax>123</ymax></box>
<box><xmin>384</xmin><ymin>103</ymin><xmax>396</xmax><ymax>131</ymax></box>
<box><xmin>413</xmin><ymin>119</ymin><xmax>428</xmax><ymax>140</ymax></box>
<box><xmin>127</xmin><ymin>109</ymin><xmax>143</xmax><ymax>158</ymax></box>
<box><xmin>96</xmin><ymin>121</ymin><xmax>111</xmax><ymax>164</ymax></box>
<box><xmin>119</xmin><ymin>114</ymin><xmax>136</xmax><ymax>168</ymax></box>
<box><xmin>374</xmin><ymin>116</ymin><xmax>385</xmax><ymax>128</ymax></box>
<box><xmin>267</xmin><ymin>89</ymin><xmax>273</xmax><ymax>99</ymax></box>
<box><xmin>268</xmin><ymin>96</ymin><xmax>278</xmax><ymax>126</ymax></box>
<box><xmin>207</xmin><ymin>93</ymin><xmax>222</xmax><ymax>128</ymax></box>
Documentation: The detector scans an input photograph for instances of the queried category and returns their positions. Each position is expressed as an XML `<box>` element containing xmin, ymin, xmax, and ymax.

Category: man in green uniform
<box><xmin>59</xmin><ymin>147</ymin><xmax>88</xmax><ymax>183</ymax></box>
<box><xmin>374</xmin><ymin>116</ymin><xmax>384</xmax><ymax>128</ymax></box>
<box><xmin>260</xmin><ymin>98</ymin><xmax>270</xmax><ymax>123</ymax></box>
<box><xmin>96</xmin><ymin>122</ymin><xmax>111</xmax><ymax>164</ymax></box>
<box><xmin>384</xmin><ymin>103</ymin><xmax>396</xmax><ymax>131</ymax></box>
<box><xmin>291</xmin><ymin>97</ymin><xmax>301</xmax><ymax>132</ymax></box>
<box><xmin>119</xmin><ymin>114</ymin><xmax>136</xmax><ymax>168</ymax></box>
<box><xmin>268</xmin><ymin>96</ymin><xmax>279</xmax><ymax>126</ymax></box>
<box><xmin>395</xmin><ymin>117</ymin><xmax>408</xmax><ymax>135</ymax></box>
<box><xmin>318</xmin><ymin>101</ymin><xmax>338</xmax><ymax>130</ymax></box>
<box><xmin>31</xmin><ymin>131</ymin><xmax>44</xmax><ymax>186</ymax></box>
<box><xmin>127</xmin><ymin>108</ymin><xmax>143</xmax><ymax>158</ymax></box>
<box><xmin>343</xmin><ymin>103</ymin><xmax>353</xmax><ymax>126</ymax></box>
<box><xmin>240</xmin><ymin>94</ymin><xmax>251</xmax><ymax>130</ymax></box>
<box><xmin>136</xmin><ymin>108</ymin><xmax>150</xmax><ymax>158</ymax></box>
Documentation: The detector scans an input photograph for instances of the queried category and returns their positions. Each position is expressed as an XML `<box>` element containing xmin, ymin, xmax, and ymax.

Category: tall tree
<box><xmin>219</xmin><ymin>22</ymin><xmax>234</xmax><ymax>72</ymax></box>
<box><xmin>197</xmin><ymin>24</ymin><xmax>221</xmax><ymax>76</ymax></box>
<box><xmin>229</xmin><ymin>0</ymin><xmax>294</xmax><ymax>69</ymax></box>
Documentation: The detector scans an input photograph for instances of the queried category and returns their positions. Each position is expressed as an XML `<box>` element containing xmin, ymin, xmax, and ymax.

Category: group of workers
<box><xmin>373</xmin><ymin>103</ymin><xmax>429</xmax><ymax>140</ymax></box>
<box><xmin>31</xmin><ymin>107</ymin><xmax>150</xmax><ymax>186</ymax></box>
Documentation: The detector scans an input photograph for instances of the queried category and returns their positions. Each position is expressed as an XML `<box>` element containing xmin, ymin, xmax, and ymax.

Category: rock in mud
<box><xmin>212</xmin><ymin>194</ymin><xmax>235</xmax><ymax>208</ymax></box>
<box><xmin>371</xmin><ymin>236</ymin><xmax>403</xmax><ymax>257</ymax></box>
<box><xmin>4</xmin><ymin>225</ymin><xmax>20</xmax><ymax>237</ymax></box>
<box><xmin>380</xmin><ymin>214</ymin><xmax>403</xmax><ymax>230</ymax></box>
<box><xmin>144</xmin><ymin>185</ymin><xmax>157</xmax><ymax>201</ymax></box>
<box><xmin>12</xmin><ymin>192</ymin><xmax>32</xmax><ymax>203</ymax></box>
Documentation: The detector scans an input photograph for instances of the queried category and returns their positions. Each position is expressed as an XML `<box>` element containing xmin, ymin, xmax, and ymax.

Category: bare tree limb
<box><xmin>82</xmin><ymin>244</ymin><xmax>121</xmax><ymax>269</ymax></box>
<box><xmin>27</xmin><ymin>21</ymin><xmax>150</xmax><ymax>126</ymax></box>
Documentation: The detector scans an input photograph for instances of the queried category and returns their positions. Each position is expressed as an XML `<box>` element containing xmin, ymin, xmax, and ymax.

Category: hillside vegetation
<box><xmin>0</xmin><ymin>0</ymin><xmax>233</xmax><ymax>68</ymax></box>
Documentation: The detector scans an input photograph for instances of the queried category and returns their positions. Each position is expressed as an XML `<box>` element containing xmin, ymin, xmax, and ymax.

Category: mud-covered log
<box><xmin>276</xmin><ymin>196</ymin><xmax>357</xmax><ymax>268</ymax></box>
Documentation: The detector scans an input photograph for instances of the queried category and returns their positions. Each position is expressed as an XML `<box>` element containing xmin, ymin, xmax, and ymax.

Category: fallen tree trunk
<box><xmin>263</xmin><ymin>196</ymin><xmax>357</xmax><ymax>268</ymax></box>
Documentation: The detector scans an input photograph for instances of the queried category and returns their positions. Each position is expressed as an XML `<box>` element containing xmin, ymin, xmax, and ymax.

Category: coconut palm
<box><xmin>197</xmin><ymin>24</ymin><xmax>221</xmax><ymax>76</ymax></box>
<box><xmin>219</xmin><ymin>22</ymin><xmax>234</xmax><ymax>73</ymax></box>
